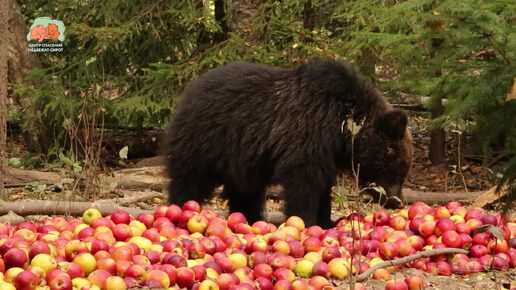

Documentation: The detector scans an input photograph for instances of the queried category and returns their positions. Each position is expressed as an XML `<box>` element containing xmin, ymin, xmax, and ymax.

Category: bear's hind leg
<box><xmin>225</xmin><ymin>184</ymin><xmax>266</xmax><ymax>225</ymax></box>
<box><xmin>316</xmin><ymin>191</ymin><xmax>335</xmax><ymax>228</ymax></box>
<box><xmin>167</xmin><ymin>173</ymin><xmax>217</xmax><ymax>207</ymax></box>
<box><xmin>278</xmin><ymin>164</ymin><xmax>334</xmax><ymax>227</ymax></box>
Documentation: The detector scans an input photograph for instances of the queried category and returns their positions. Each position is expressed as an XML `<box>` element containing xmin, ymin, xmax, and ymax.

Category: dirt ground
<box><xmin>405</xmin><ymin>115</ymin><xmax>496</xmax><ymax>193</ymax></box>
<box><xmin>337</xmin><ymin>268</ymin><xmax>516</xmax><ymax>290</ymax></box>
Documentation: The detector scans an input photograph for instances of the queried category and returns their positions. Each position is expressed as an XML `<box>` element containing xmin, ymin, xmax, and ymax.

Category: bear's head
<box><xmin>356</xmin><ymin>109</ymin><xmax>413</xmax><ymax>209</ymax></box>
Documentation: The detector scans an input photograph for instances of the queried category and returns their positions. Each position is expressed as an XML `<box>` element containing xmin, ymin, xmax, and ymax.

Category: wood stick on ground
<box><xmin>105</xmin><ymin>190</ymin><xmax>166</xmax><ymax>206</ymax></box>
<box><xmin>1</xmin><ymin>168</ymin><xmax>61</xmax><ymax>184</ymax></box>
<box><xmin>0</xmin><ymin>210</ymin><xmax>25</xmax><ymax>224</ymax></box>
<box><xmin>0</xmin><ymin>200</ymin><xmax>152</xmax><ymax>217</ymax></box>
<box><xmin>355</xmin><ymin>248</ymin><xmax>468</xmax><ymax>281</ymax></box>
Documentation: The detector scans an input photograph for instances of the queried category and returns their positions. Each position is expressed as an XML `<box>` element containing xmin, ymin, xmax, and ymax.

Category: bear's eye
<box><xmin>386</xmin><ymin>146</ymin><xmax>395</xmax><ymax>156</ymax></box>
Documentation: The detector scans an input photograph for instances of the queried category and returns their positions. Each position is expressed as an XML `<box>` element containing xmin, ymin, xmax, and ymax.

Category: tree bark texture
<box><xmin>429</xmin><ymin>99</ymin><xmax>446</xmax><ymax>165</ymax></box>
<box><xmin>0</xmin><ymin>0</ymin><xmax>9</xmax><ymax>198</ymax></box>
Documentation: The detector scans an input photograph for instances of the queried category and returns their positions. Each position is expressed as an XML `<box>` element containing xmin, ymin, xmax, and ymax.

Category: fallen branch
<box><xmin>1</xmin><ymin>168</ymin><xmax>61</xmax><ymax>184</ymax></box>
<box><xmin>104</xmin><ymin>191</ymin><xmax>165</xmax><ymax>206</ymax></box>
<box><xmin>0</xmin><ymin>210</ymin><xmax>25</xmax><ymax>225</ymax></box>
<box><xmin>99</xmin><ymin>166</ymin><xmax>166</xmax><ymax>192</ymax></box>
<box><xmin>355</xmin><ymin>248</ymin><xmax>468</xmax><ymax>281</ymax></box>
<box><xmin>402</xmin><ymin>189</ymin><xmax>483</xmax><ymax>204</ymax></box>
<box><xmin>0</xmin><ymin>200</ymin><xmax>151</xmax><ymax>217</ymax></box>
<box><xmin>471</xmin><ymin>185</ymin><xmax>510</xmax><ymax>208</ymax></box>
<box><xmin>342</xmin><ymin>188</ymin><xmax>484</xmax><ymax>205</ymax></box>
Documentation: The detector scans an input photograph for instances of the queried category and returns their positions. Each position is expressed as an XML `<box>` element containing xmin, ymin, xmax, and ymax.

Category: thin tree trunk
<box><xmin>429</xmin><ymin>99</ymin><xmax>446</xmax><ymax>165</ymax></box>
<box><xmin>0</xmin><ymin>0</ymin><xmax>8</xmax><ymax>199</ymax></box>
<box><xmin>303</xmin><ymin>1</ymin><xmax>315</xmax><ymax>30</ymax></box>
<box><xmin>230</xmin><ymin>0</ymin><xmax>267</xmax><ymax>43</ymax></box>
<box><xmin>214</xmin><ymin>0</ymin><xmax>229</xmax><ymax>41</ymax></box>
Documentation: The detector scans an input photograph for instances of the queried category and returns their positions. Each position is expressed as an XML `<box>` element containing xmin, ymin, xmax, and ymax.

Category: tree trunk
<box><xmin>7</xmin><ymin>0</ymin><xmax>50</xmax><ymax>153</ymax></box>
<box><xmin>230</xmin><ymin>0</ymin><xmax>267</xmax><ymax>42</ymax></box>
<box><xmin>357</xmin><ymin>48</ymin><xmax>377</xmax><ymax>83</ymax></box>
<box><xmin>0</xmin><ymin>0</ymin><xmax>8</xmax><ymax>198</ymax></box>
<box><xmin>429</xmin><ymin>99</ymin><xmax>446</xmax><ymax>165</ymax></box>
<box><xmin>214</xmin><ymin>0</ymin><xmax>229</xmax><ymax>41</ymax></box>
<box><xmin>303</xmin><ymin>1</ymin><xmax>315</xmax><ymax>30</ymax></box>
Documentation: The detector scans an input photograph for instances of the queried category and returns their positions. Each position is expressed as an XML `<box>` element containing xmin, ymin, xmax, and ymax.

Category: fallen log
<box><xmin>402</xmin><ymin>188</ymin><xmax>483</xmax><ymax>204</ymax></box>
<box><xmin>471</xmin><ymin>185</ymin><xmax>510</xmax><ymax>208</ymax></box>
<box><xmin>99</xmin><ymin>166</ymin><xmax>166</xmax><ymax>192</ymax></box>
<box><xmin>1</xmin><ymin>168</ymin><xmax>61</xmax><ymax>184</ymax></box>
<box><xmin>0</xmin><ymin>200</ymin><xmax>151</xmax><ymax>217</ymax></box>
<box><xmin>337</xmin><ymin>188</ymin><xmax>484</xmax><ymax>205</ymax></box>
<box><xmin>105</xmin><ymin>190</ymin><xmax>166</xmax><ymax>206</ymax></box>
<box><xmin>0</xmin><ymin>210</ymin><xmax>25</xmax><ymax>224</ymax></box>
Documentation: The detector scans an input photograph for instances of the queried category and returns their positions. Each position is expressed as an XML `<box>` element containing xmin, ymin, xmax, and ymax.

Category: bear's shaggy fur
<box><xmin>162</xmin><ymin>58</ymin><xmax>413</xmax><ymax>228</ymax></box>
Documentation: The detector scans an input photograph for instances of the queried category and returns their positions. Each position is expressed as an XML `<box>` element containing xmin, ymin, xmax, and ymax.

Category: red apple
<box><xmin>46</xmin><ymin>269</ymin><xmax>72</xmax><ymax>290</ymax></box>
<box><xmin>378</xmin><ymin>242</ymin><xmax>399</xmax><ymax>259</ymax></box>
<box><xmin>308</xmin><ymin>275</ymin><xmax>331</xmax><ymax>290</ymax></box>
<box><xmin>488</xmin><ymin>239</ymin><xmax>509</xmax><ymax>254</ymax></box>
<box><xmin>287</xmin><ymin>240</ymin><xmax>305</xmax><ymax>259</ymax></box>
<box><xmin>372</xmin><ymin>268</ymin><xmax>391</xmax><ymax>281</ymax></box>
<box><xmin>14</xmin><ymin>270</ymin><xmax>40</xmax><ymax>290</ymax></box>
<box><xmin>29</xmin><ymin>240</ymin><xmax>51</xmax><ymax>259</ymax></box>
<box><xmin>436</xmin><ymin>261</ymin><xmax>452</xmax><ymax>276</ymax></box>
<box><xmin>147</xmin><ymin>269</ymin><xmax>171</xmax><ymax>288</ymax></box>
<box><xmin>176</xmin><ymin>267</ymin><xmax>195</xmax><ymax>289</ymax></box>
<box><xmin>385</xmin><ymin>279</ymin><xmax>409</xmax><ymax>290</ymax></box>
<box><xmin>312</xmin><ymin>261</ymin><xmax>330</xmax><ymax>278</ymax></box>
<box><xmin>254</xmin><ymin>277</ymin><xmax>273</xmax><ymax>290</ymax></box>
<box><xmin>435</xmin><ymin>219</ymin><xmax>456</xmax><ymax>236</ymax></box>
<box><xmin>4</xmin><ymin>247</ymin><xmax>28</xmax><ymax>269</ymax></box>
<box><xmin>482</xmin><ymin>214</ymin><xmax>498</xmax><ymax>226</ymax></box>
<box><xmin>492</xmin><ymin>255</ymin><xmax>509</xmax><ymax>270</ymax></box>
<box><xmin>136</xmin><ymin>213</ymin><xmax>154</xmax><ymax>229</ymax></box>
<box><xmin>389</xmin><ymin>215</ymin><xmax>408</xmax><ymax>231</ymax></box>
<box><xmin>373</xmin><ymin>210</ymin><xmax>390</xmax><ymax>226</ymax></box>
<box><xmin>418</xmin><ymin>221</ymin><xmax>436</xmax><ymax>238</ymax></box>
<box><xmin>470</xmin><ymin>245</ymin><xmax>489</xmax><ymax>258</ymax></box>
<box><xmin>58</xmin><ymin>262</ymin><xmax>84</xmax><ymax>279</ymax></box>
<box><xmin>472</xmin><ymin>232</ymin><xmax>490</xmax><ymax>246</ymax></box>
<box><xmin>455</xmin><ymin>222</ymin><xmax>471</xmax><ymax>235</ymax></box>
<box><xmin>407</xmin><ymin>235</ymin><xmax>425</xmax><ymax>251</ymax></box>
<box><xmin>227</xmin><ymin>212</ymin><xmax>248</xmax><ymax>232</ymax></box>
<box><xmin>396</xmin><ymin>239</ymin><xmax>413</xmax><ymax>257</ymax></box>
<box><xmin>253</xmin><ymin>263</ymin><xmax>273</xmax><ymax>279</ymax></box>
<box><xmin>165</xmin><ymin>204</ymin><xmax>183</xmax><ymax>223</ymax></box>
<box><xmin>441</xmin><ymin>230</ymin><xmax>461</xmax><ymax>248</ymax></box>
<box><xmin>90</xmin><ymin>239</ymin><xmax>110</xmax><ymax>254</ymax></box>
<box><xmin>303</xmin><ymin>236</ymin><xmax>322</xmax><ymax>253</ymax></box>
<box><xmin>285</xmin><ymin>216</ymin><xmax>306</xmax><ymax>231</ymax></box>
<box><xmin>434</xmin><ymin>206</ymin><xmax>451</xmax><ymax>219</ymax></box>
<box><xmin>111</xmin><ymin>210</ymin><xmax>131</xmax><ymax>225</ymax></box>
<box><xmin>215</xmin><ymin>273</ymin><xmax>238</xmax><ymax>290</ymax></box>
<box><xmin>87</xmin><ymin>269</ymin><xmax>111</xmax><ymax>289</ymax></box>
<box><xmin>153</xmin><ymin>205</ymin><xmax>169</xmax><ymax>219</ymax></box>
<box><xmin>182</xmin><ymin>200</ymin><xmax>202</xmax><ymax>213</ymax></box>
<box><xmin>465</xmin><ymin>208</ymin><xmax>485</xmax><ymax>221</ymax></box>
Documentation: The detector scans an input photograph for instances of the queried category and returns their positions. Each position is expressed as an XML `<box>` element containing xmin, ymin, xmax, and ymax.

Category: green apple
<box><xmin>82</xmin><ymin>208</ymin><xmax>103</xmax><ymax>225</ymax></box>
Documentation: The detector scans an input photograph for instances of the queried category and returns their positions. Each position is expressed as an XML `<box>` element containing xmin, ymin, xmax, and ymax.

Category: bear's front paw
<box><xmin>383</xmin><ymin>196</ymin><xmax>405</xmax><ymax>209</ymax></box>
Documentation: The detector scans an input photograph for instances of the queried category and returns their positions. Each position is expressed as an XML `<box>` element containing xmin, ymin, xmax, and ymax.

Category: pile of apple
<box><xmin>0</xmin><ymin>200</ymin><xmax>514</xmax><ymax>290</ymax></box>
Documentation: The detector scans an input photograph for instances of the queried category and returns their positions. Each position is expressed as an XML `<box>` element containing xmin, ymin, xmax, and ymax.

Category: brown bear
<box><xmin>162</xmin><ymin>58</ymin><xmax>413</xmax><ymax>228</ymax></box>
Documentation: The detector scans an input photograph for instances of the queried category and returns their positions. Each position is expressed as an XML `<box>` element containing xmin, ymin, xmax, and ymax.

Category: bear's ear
<box><xmin>374</xmin><ymin>109</ymin><xmax>408</xmax><ymax>141</ymax></box>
